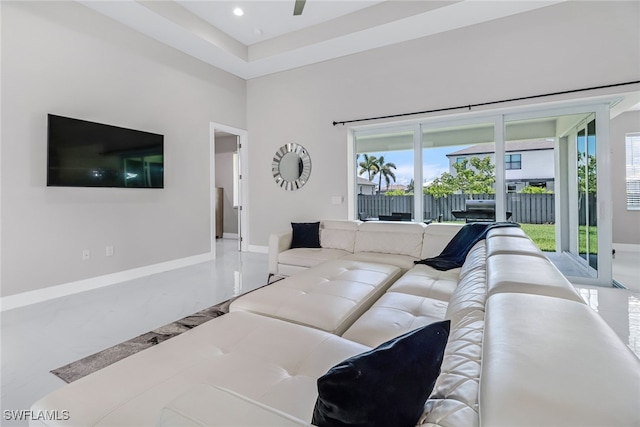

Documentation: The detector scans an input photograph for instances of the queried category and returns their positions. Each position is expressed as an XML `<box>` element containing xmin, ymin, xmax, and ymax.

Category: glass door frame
<box><xmin>564</xmin><ymin>113</ymin><xmax>607</xmax><ymax>279</ymax></box>
<box><xmin>505</xmin><ymin>102</ymin><xmax>611</xmax><ymax>286</ymax></box>
<box><xmin>349</xmin><ymin>123</ymin><xmax>422</xmax><ymax>221</ymax></box>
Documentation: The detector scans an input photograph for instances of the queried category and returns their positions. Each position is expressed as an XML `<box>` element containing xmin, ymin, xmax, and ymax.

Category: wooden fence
<box><xmin>357</xmin><ymin>193</ymin><xmax>557</xmax><ymax>224</ymax></box>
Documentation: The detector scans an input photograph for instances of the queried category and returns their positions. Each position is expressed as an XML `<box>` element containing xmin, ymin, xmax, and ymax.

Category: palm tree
<box><xmin>406</xmin><ymin>179</ymin><xmax>415</xmax><ymax>194</ymax></box>
<box><xmin>375</xmin><ymin>156</ymin><xmax>397</xmax><ymax>193</ymax></box>
<box><xmin>358</xmin><ymin>154</ymin><xmax>379</xmax><ymax>181</ymax></box>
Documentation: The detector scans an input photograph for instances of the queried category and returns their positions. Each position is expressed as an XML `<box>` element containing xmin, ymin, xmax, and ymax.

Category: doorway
<box><xmin>210</xmin><ymin>123</ymin><xmax>248</xmax><ymax>257</ymax></box>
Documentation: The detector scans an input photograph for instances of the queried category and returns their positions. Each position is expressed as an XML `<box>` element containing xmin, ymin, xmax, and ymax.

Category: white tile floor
<box><xmin>1</xmin><ymin>239</ymin><xmax>638</xmax><ymax>427</ymax></box>
<box><xmin>612</xmin><ymin>247</ymin><xmax>640</xmax><ymax>293</ymax></box>
<box><xmin>1</xmin><ymin>239</ymin><xmax>268</xmax><ymax>427</ymax></box>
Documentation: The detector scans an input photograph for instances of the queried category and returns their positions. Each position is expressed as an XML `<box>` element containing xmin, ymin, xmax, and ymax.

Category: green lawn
<box><xmin>519</xmin><ymin>223</ymin><xmax>556</xmax><ymax>251</ymax></box>
<box><xmin>445</xmin><ymin>221</ymin><xmax>597</xmax><ymax>253</ymax></box>
<box><xmin>519</xmin><ymin>223</ymin><xmax>597</xmax><ymax>254</ymax></box>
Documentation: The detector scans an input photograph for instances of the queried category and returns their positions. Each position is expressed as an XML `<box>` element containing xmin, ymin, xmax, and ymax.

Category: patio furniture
<box><xmin>451</xmin><ymin>200</ymin><xmax>512</xmax><ymax>223</ymax></box>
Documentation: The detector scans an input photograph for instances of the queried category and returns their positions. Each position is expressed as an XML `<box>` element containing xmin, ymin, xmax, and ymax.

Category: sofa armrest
<box><xmin>159</xmin><ymin>384</ymin><xmax>312</xmax><ymax>426</ymax></box>
<box><xmin>268</xmin><ymin>230</ymin><xmax>293</xmax><ymax>275</ymax></box>
<box><xmin>481</xmin><ymin>293</ymin><xmax>640</xmax><ymax>426</ymax></box>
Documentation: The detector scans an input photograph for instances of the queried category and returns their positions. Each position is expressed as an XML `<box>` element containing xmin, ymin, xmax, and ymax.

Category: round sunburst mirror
<box><xmin>272</xmin><ymin>143</ymin><xmax>311</xmax><ymax>191</ymax></box>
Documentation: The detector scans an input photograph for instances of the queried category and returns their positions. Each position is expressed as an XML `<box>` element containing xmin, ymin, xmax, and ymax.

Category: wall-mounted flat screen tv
<box><xmin>47</xmin><ymin>114</ymin><xmax>164</xmax><ymax>188</ymax></box>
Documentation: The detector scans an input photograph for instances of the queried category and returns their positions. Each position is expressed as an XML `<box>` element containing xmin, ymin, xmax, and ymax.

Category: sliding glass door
<box><xmin>576</xmin><ymin>117</ymin><xmax>598</xmax><ymax>272</ymax></box>
<box><xmin>349</xmin><ymin>102</ymin><xmax>612</xmax><ymax>286</ymax></box>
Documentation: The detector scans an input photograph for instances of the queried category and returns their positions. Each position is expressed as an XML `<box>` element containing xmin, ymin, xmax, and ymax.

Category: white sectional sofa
<box><xmin>31</xmin><ymin>221</ymin><xmax>640</xmax><ymax>427</ymax></box>
<box><xmin>269</xmin><ymin>220</ymin><xmax>461</xmax><ymax>277</ymax></box>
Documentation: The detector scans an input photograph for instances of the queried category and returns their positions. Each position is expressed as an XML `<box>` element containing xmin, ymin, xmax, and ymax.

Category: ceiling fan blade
<box><xmin>293</xmin><ymin>0</ymin><xmax>306</xmax><ymax>16</ymax></box>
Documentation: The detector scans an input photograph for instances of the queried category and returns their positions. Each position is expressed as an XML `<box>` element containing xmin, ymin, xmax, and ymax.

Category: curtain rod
<box><xmin>332</xmin><ymin>80</ymin><xmax>640</xmax><ymax>126</ymax></box>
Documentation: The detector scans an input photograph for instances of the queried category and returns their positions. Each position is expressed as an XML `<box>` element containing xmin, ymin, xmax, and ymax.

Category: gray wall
<box><xmin>1</xmin><ymin>2</ymin><xmax>246</xmax><ymax>297</ymax></box>
<box><xmin>611</xmin><ymin>111</ymin><xmax>640</xmax><ymax>245</ymax></box>
<box><xmin>246</xmin><ymin>1</ymin><xmax>640</xmax><ymax>246</ymax></box>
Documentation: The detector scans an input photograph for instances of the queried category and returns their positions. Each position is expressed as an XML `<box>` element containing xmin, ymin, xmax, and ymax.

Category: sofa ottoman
<box><xmin>230</xmin><ymin>259</ymin><xmax>402</xmax><ymax>335</ymax></box>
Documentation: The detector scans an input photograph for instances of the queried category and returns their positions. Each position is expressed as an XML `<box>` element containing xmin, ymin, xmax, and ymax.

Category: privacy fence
<box><xmin>357</xmin><ymin>193</ymin><xmax>558</xmax><ymax>224</ymax></box>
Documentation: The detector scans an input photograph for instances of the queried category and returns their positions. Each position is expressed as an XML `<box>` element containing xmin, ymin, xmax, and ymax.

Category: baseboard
<box><xmin>612</xmin><ymin>243</ymin><xmax>640</xmax><ymax>253</ymax></box>
<box><xmin>249</xmin><ymin>244</ymin><xmax>268</xmax><ymax>254</ymax></box>
<box><xmin>0</xmin><ymin>252</ymin><xmax>214</xmax><ymax>312</ymax></box>
<box><xmin>222</xmin><ymin>233</ymin><xmax>239</xmax><ymax>239</ymax></box>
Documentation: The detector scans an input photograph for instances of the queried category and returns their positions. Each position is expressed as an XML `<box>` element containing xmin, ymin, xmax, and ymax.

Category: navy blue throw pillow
<box><xmin>312</xmin><ymin>320</ymin><xmax>450</xmax><ymax>427</ymax></box>
<box><xmin>290</xmin><ymin>222</ymin><xmax>321</xmax><ymax>249</ymax></box>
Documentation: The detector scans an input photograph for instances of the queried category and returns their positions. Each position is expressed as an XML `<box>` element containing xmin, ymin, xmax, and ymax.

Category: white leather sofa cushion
<box><xmin>486</xmin><ymin>235</ymin><xmax>545</xmax><ymax>258</ymax></box>
<box><xmin>342</xmin><ymin>251</ymin><xmax>419</xmax><ymax>271</ymax></box>
<box><xmin>481</xmin><ymin>293</ymin><xmax>640</xmax><ymax>427</ymax></box>
<box><xmin>420</xmin><ymin>400</ymin><xmax>479</xmax><ymax>427</ymax></box>
<box><xmin>420</xmin><ymin>223</ymin><xmax>464</xmax><ymax>259</ymax></box>
<box><xmin>420</xmin><ymin>310</ymin><xmax>484</xmax><ymax>427</ymax></box>
<box><xmin>159</xmin><ymin>385</ymin><xmax>311</xmax><ymax>426</ymax></box>
<box><xmin>417</xmin><ymin>243</ymin><xmax>487</xmax><ymax>427</ymax></box>
<box><xmin>487</xmin><ymin>254</ymin><xmax>583</xmax><ymax>303</ymax></box>
<box><xmin>278</xmin><ymin>247</ymin><xmax>350</xmax><ymax>269</ymax></box>
<box><xmin>341</xmin><ymin>292</ymin><xmax>448</xmax><ymax>347</ymax></box>
<box><xmin>31</xmin><ymin>311</ymin><xmax>369</xmax><ymax>426</ymax></box>
<box><xmin>354</xmin><ymin>221</ymin><xmax>427</xmax><ymax>258</ymax></box>
<box><xmin>230</xmin><ymin>259</ymin><xmax>402</xmax><ymax>334</ymax></box>
<box><xmin>445</xmin><ymin>246</ymin><xmax>487</xmax><ymax>328</ymax></box>
<box><xmin>458</xmin><ymin>241</ymin><xmax>486</xmax><ymax>281</ymax></box>
<box><xmin>486</xmin><ymin>226</ymin><xmax>528</xmax><ymax>239</ymax></box>
<box><xmin>278</xmin><ymin>263</ymin><xmax>312</xmax><ymax>278</ymax></box>
<box><xmin>320</xmin><ymin>220</ymin><xmax>359</xmax><ymax>252</ymax></box>
<box><xmin>269</xmin><ymin>230</ymin><xmax>294</xmax><ymax>275</ymax></box>
<box><xmin>387</xmin><ymin>264</ymin><xmax>460</xmax><ymax>301</ymax></box>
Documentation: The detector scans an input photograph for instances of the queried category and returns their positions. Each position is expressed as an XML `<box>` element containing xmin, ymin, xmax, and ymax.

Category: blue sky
<box><xmin>358</xmin><ymin>145</ymin><xmax>470</xmax><ymax>188</ymax></box>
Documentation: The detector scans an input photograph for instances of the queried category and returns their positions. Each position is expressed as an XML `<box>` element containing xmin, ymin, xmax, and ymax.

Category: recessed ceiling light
<box><xmin>233</xmin><ymin>7</ymin><xmax>244</xmax><ymax>16</ymax></box>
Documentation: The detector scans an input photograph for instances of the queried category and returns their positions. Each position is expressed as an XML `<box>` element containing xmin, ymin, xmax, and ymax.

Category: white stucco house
<box><xmin>356</xmin><ymin>176</ymin><xmax>377</xmax><ymax>195</ymax></box>
<box><xmin>446</xmin><ymin>139</ymin><xmax>555</xmax><ymax>192</ymax></box>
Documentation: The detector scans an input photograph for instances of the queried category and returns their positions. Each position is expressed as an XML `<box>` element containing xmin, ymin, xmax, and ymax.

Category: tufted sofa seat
<box><xmin>31</xmin><ymin>311</ymin><xmax>369</xmax><ymax>426</ymax></box>
<box><xmin>31</xmin><ymin>223</ymin><xmax>640</xmax><ymax>427</ymax></box>
<box><xmin>229</xmin><ymin>259</ymin><xmax>402</xmax><ymax>335</ymax></box>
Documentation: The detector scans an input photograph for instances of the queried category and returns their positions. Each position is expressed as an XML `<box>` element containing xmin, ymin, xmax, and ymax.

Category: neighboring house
<box><xmin>356</xmin><ymin>177</ymin><xmax>377</xmax><ymax>195</ymax></box>
<box><xmin>382</xmin><ymin>184</ymin><xmax>408</xmax><ymax>193</ymax></box>
<box><xmin>446</xmin><ymin>139</ymin><xmax>555</xmax><ymax>192</ymax></box>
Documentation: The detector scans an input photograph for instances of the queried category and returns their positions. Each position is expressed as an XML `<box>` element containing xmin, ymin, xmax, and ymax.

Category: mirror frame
<box><xmin>271</xmin><ymin>143</ymin><xmax>312</xmax><ymax>191</ymax></box>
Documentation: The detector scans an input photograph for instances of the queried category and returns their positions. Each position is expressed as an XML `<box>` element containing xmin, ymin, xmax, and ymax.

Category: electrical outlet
<box><xmin>82</xmin><ymin>250</ymin><xmax>90</xmax><ymax>261</ymax></box>
<box><xmin>106</xmin><ymin>245</ymin><xmax>114</xmax><ymax>257</ymax></box>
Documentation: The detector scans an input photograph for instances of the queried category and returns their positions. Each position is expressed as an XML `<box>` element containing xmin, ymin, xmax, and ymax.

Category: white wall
<box><xmin>508</xmin><ymin>150</ymin><xmax>555</xmax><ymax>181</ymax></box>
<box><xmin>1</xmin><ymin>2</ymin><xmax>246</xmax><ymax>297</ymax></box>
<box><xmin>247</xmin><ymin>1</ymin><xmax>640</xmax><ymax>246</ymax></box>
<box><xmin>611</xmin><ymin>111</ymin><xmax>640</xmax><ymax>245</ymax></box>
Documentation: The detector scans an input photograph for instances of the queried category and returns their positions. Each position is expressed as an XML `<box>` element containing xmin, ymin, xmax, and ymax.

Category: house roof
<box><xmin>446</xmin><ymin>139</ymin><xmax>555</xmax><ymax>157</ymax></box>
<box><xmin>356</xmin><ymin>177</ymin><xmax>376</xmax><ymax>187</ymax></box>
